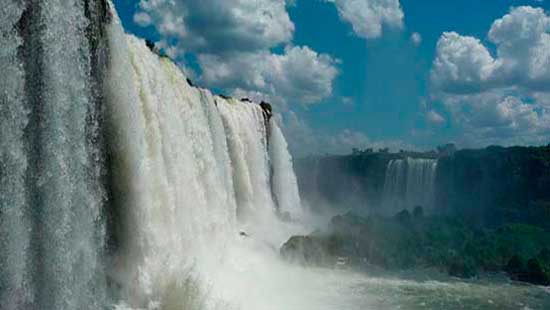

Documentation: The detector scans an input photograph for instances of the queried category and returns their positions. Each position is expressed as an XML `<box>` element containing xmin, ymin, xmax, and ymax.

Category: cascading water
<box><xmin>216</xmin><ymin>97</ymin><xmax>274</xmax><ymax>224</ymax></box>
<box><xmin>5</xmin><ymin>2</ymin><xmax>548</xmax><ymax>310</ymax></box>
<box><xmin>1</xmin><ymin>1</ymin><xmax>305</xmax><ymax>308</ymax></box>
<box><xmin>1</xmin><ymin>2</ymin><xmax>32</xmax><ymax>308</ymax></box>
<box><xmin>269</xmin><ymin>121</ymin><xmax>303</xmax><ymax>220</ymax></box>
<box><xmin>382</xmin><ymin>158</ymin><xmax>438</xmax><ymax>215</ymax></box>
<box><xmin>1</xmin><ymin>1</ymin><xmax>108</xmax><ymax>309</ymax></box>
<box><xmin>92</xmin><ymin>2</ymin><xmax>306</xmax><ymax>308</ymax></box>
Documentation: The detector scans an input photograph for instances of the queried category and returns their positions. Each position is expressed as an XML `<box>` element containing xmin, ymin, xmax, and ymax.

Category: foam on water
<box><xmin>2</xmin><ymin>2</ymin><xmax>549</xmax><ymax>310</ymax></box>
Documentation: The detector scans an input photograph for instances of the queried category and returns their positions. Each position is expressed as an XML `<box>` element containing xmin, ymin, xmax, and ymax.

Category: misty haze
<box><xmin>1</xmin><ymin>1</ymin><xmax>550</xmax><ymax>310</ymax></box>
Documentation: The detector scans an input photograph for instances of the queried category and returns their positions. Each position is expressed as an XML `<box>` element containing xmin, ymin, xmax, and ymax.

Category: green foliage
<box><xmin>283</xmin><ymin>212</ymin><xmax>550</xmax><ymax>284</ymax></box>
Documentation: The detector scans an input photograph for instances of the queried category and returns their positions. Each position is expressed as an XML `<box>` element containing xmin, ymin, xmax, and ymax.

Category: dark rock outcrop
<box><xmin>394</xmin><ymin>209</ymin><xmax>411</xmax><ymax>223</ymax></box>
<box><xmin>521</xmin><ymin>258</ymin><xmax>550</xmax><ymax>285</ymax></box>
<box><xmin>505</xmin><ymin>255</ymin><xmax>525</xmax><ymax>275</ymax></box>
<box><xmin>506</xmin><ymin>256</ymin><xmax>550</xmax><ymax>286</ymax></box>
<box><xmin>280</xmin><ymin>235</ymin><xmax>333</xmax><ymax>265</ymax></box>
<box><xmin>448</xmin><ymin>257</ymin><xmax>478</xmax><ymax>279</ymax></box>
<box><xmin>259</xmin><ymin>101</ymin><xmax>272</xmax><ymax>120</ymax></box>
<box><xmin>145</xmin><ymin>39</ymin><xmax>155</xmax><ymax>51</ymax></box>
<box><xmin>413</xmin><ymin>206</ymin><xmax>424</xmax><ymax>219</ymax></box>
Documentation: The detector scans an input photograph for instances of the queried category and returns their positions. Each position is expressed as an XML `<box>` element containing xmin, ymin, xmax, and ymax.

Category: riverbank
<box><xmin>281</xmin><ymin>211</ymin><xmax>550</xmax><ymax>286</ymax></box>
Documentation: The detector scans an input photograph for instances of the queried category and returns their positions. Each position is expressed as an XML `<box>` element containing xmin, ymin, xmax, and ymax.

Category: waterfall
<box><xmin>382</xmin><ymin>158</ymin><xmax>438</xmax><ymax>215</ymax></box>
<box><xmin>1</xmin><ymin>1</ymin><xmax>304</xmax><ymax>309</ymax></box>
<box><xmin>104</xmin><ymin>22</ymin><xmax>244</xmax><ymax>305</ymax></box>
<box><xmin>269</xmin><ymin>121</ymin><xmax>303</xmax><ymax>220</ymax></box>
<box><xmin>1</xmin><ymin>1</ymin><xmax>108</xmax><ymax>309</ymax></box>
<box><xmin>1</xmin><ymin>2</ymin><xmax>32</xmax><ymax>309</ymax></box>
<box><xmin>216</xmin><ymin>98</ymin><xmax>274</xmax><ymax>223</ymax></box>
<box><xmin>104</xmin><ymin>3</ymin><xmax>304</xmax><ymax>308</ymax></box>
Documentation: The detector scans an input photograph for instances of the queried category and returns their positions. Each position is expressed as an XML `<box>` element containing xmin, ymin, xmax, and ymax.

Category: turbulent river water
<box><xmin>1</xmin><ymin>1</ymin><xmax>549</xmax><ymax>309</ymax></box>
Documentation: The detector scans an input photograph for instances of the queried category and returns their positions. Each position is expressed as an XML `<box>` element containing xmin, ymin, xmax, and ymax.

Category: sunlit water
<box><xmin>2</xmin><ymin>1</ymin><xmax>549</xmax><ymax>310</ymax></box>
<box><xmin>342</xmin><ymin>272</ymin><xmax>550</xmax><ymax>310</ymax></box>
<box><xmin>203</xmin><ymin>242</ymin><xmax>550</xmax><ymax>310</ymax></box>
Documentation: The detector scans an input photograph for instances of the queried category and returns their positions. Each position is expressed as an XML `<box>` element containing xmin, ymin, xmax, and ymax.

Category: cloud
<box><xmin>327</xmin><ymin>129</ymin><xmax>371</xmax><ymax>152</ymax></box>
<box><xmin>411</xmin><ymin>32</ymin><xmax>422</xmax><ymax>46</ymax></box>
<box><xmin>324</xmin><ymin>0</ymin><xmax>404</xmax><ymax>39</ymax></box>
<box><xmin>198</xmin><ymin>46</ymin><xmax>339</xmax><ymax>106</ymax></box>
<box><xmin>429</xmin><ymin>6</ymin><xmax>550</xmax><ymax>146</ymax></box>
<box><xmin>341</xmin><ymin>96</ymin><xmax>355</xmax><ymax>106</ymax></box>
<box><xmin>135</xmin><ymin>0</ymin><xmax>294</xmax><ymax>54</ymax></box>
<box><xmin>431</xmin><ymin>6</ymin><xmax>550</xmax><ymax>93</ymax></box>
<box><xmin>132</xmin><ymin>0</ymin><xmax>342</xmax><ymax>106</ymax></box>
<box><xmin>133</xmin><ymin>12</ymin><xmax>152</xmax><ymax>27</ymax></box>
<box><xmin>282</xmin><ymin>112</ymin><xmax>415</xmax><ymax>157</ymax></box>
<box><xmin>431</xmin><ymin>32</ymin><xmax>497</xmax><ymax>93</ymax></box>
<box><xmin>488</xmin><ymin>6</ymin><xmax>550</xmax><ymax>86</ymax></box>
<box><xmin>426</xmin><ymin>110</ymin><xmax>445</xmax><ymax>125</ymax></box>
<box><xmin>440</xmin><ymin>92</ymin><xmax>550</xmax><ymax>146</ymax></box>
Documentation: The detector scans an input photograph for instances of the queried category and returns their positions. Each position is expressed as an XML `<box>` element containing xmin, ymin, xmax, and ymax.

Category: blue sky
<box><xmin>112</xmin><ymin>0</ymin><xmax>550</xmax><ymax>157</ymax></box>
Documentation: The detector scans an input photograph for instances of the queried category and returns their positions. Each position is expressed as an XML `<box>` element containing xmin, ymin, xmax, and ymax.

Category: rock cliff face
<box><xmin>296</xmin><ymin>145</ymin><xmax>550</xmax><ymax>227</ymax></box>
<box><xmin>436</xmin><ymin>146</ymin><xmax>550</xmax><ymax>227</ymax></box>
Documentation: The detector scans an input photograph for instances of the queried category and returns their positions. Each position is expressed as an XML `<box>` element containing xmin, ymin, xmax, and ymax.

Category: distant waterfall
<box><xmin>1</xmin><ymin>1</ymin><xmax>304</xmax><ymax>309</ymax></box>
<box><xmin>382</xmin><ymin>158</ymin><xmax>438</xmax><ymax>215</ymax></box>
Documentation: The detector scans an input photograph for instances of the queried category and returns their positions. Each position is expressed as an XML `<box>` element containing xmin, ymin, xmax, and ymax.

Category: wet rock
<box><xmin>260</xmin><ymin>101</ymin><xmax>273</xmax><ymax>120</ymax></box>
<box><xmin>537</xmin><ymin>248</ymin><xmax>550</xmax><ymax>262</ymax></box>
<box><xmin>280</xmin><ymin>235</ymin><xmax>344</xmax><ymax>266</ymax></box>
<box><xmin>448</xmin><ymin>257</ymin><xmax>478</xmax><ymax>279</ymax></box>
<box><xmin>394</xmin><ymin>209</ymin><xmax>411</xmax><ymax>223</ymax></box>
<box><xmin>505</xmin><ymin>255</ymin><xmax>524</xmax><ymax>275</ymax></box>
<box><xmin>145</xmin><ymin>39</ymin><xmax>165</xmax><ymax>57</ymax></box>
<box><xmin>518</xmin><ymin>258</ymin><xmax>550</xmax><ymax>286</ymax></box>
<box><xmin>145</xmin><ymin>39</ymin><xmax>157</xmax><ymax>52</ymax></box>
<box><xmin>506</xmin><ymin>256</ymin><xmax>550</xmax><ymax>285</ymax></box>
<box><xmin>413</xmin><ymin>206</ymin><xmax>424</xmax><ymax>219</ymax></box>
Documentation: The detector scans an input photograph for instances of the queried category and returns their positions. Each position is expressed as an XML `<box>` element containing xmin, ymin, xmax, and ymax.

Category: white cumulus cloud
<box><xmin>426</xmin><ymin>110</ymin><xmax>445</xmax><ymax>125</ymax></box>
<box><xmin>440</xmin><ymin>92</ymin><xmax>550</xmax><ymax>146</ymax></box>
<box><xmin>198</xmin><ymin>46</ymin><xmax>339</xmax><ymax>105</ymax></box>
<box><xmin>429</xmin><ymin>6</ymin><xmax>550</xmax><ymax>146</ymax></box>
<box><xmin>131</xmin><ymin>0</ymin><xmax>345</xmax><ymax>106</ymax></box>
<box><xmin>411</xmin><ymin>32</ymin><xmax>422</xmax><ymax>46</ymax></box>
<box><xmin>135</xmin><ymin>0</ymin><xmax>294</xmax><ymax>54</ymax></box>
<box><xmin>431</xmin><ymin>32</ymin><xmax>498</xmax><ymax>93</ymax></box>
<box><xmin>324</xmin><ymin>0</ymin><xmax>404</xmax><ymax>39</ymax></box>
<box><xmin>432</xmin><ymin>6</ymin><xmax>550</xmax><ymax>93</ymax></box>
